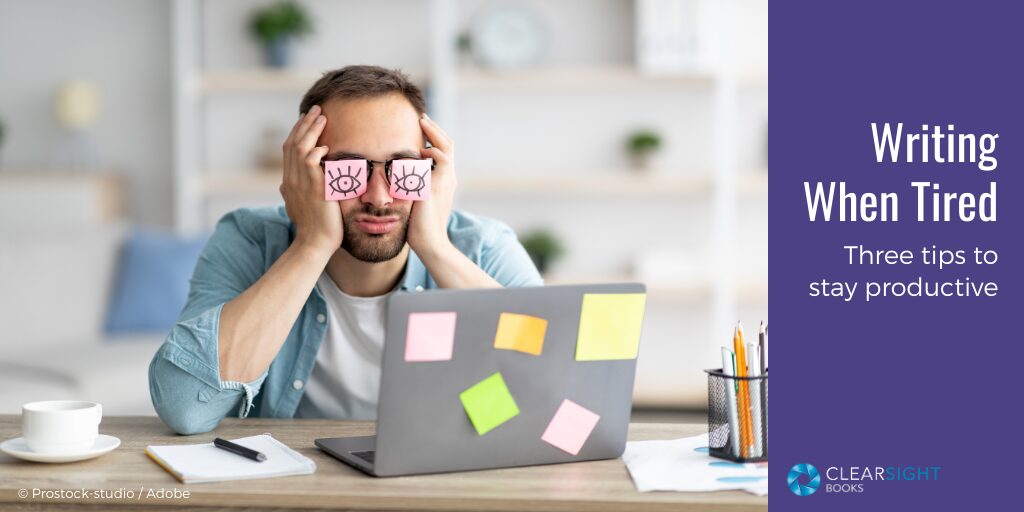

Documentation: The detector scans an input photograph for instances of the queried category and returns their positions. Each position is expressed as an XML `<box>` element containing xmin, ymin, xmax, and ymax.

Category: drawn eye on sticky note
<box><xmin>459</xmin><ymin>372</ymin><xmax>520</xmax><ymax>435</ymax></box>
<box><xmin>389</xmin><ymin>159</ymin><xmax>432</xmax><ymax>200</ymax></box>
<box><xmin>541</xmin><ymin>399</ymin><xmax>600</xmax><ymax>455</ymax></box>
<box><xmin>404</xmin><ymin>312</ymin><xmax>457</xmax><ymax>362</ymax></box>
<box><xmin>574</xmin><ymin>293</ymin><xmax>646</xmax><ymax>361</ymax></box>
<box><xmin>324</xmin><ymin>160</ymin><xmax>368</xmax><ymax>200</ymax></box>
<box><xmin>493</xmin><ymin>312</ymin><xmax>547</xmax><ymax>355</ymax></box>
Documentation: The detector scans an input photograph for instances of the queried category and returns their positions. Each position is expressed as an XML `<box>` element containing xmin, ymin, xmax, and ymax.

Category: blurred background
<box><xmin>0</xmin><ymin>0</ymin><xmax>767</xmax><ymax>421</ymax></box>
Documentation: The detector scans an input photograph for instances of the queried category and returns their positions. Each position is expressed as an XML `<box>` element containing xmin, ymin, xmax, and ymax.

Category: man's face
<box><xmin>318</xmin><ymin>94</ymin><xmax>424</xmax><ymax>263</ymax></box>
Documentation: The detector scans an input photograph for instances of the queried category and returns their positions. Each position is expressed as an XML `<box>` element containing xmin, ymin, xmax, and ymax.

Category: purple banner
<box><xmin>773</xmin><ymin>0</ymin><xmax>1023</xmax><ymax>507</ymax></box>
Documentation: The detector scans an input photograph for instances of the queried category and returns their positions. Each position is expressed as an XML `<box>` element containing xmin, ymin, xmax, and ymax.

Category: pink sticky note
<box><xmin>541</xmin><ymin>399</ymin><xmax>601</xmax><ymax>456</ymax></box>
<box><xmin>404</xmin><ymin>312</ymin><xmax>457</xmax><ymax>362</ymax></box>
<box><xmin>324</xmin><ymin>160</ymin><xmax>368</xmax><ymax>200</ymax></box>
<box><xmin>389</xmin><ymin>159</ymin><xmax>432</xmax><ymax>200</ymax></box>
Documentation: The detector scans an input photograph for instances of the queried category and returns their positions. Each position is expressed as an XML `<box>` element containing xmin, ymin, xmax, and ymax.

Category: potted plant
<box><xmin>626</xmin><ymin>130</ymin><xmax>663</xmax><ymax>171</ymax></box>
<box><xmin>455</xmin><ymin>32</ymin><xmax>474</xmax><ymax>68</ymax></box>
<box><xmin>519</xmin><ymin>229</ymin><xmax>565</xmax><ymax>275</ymax></box>
<box><xmin>248</xmin><ymin>1</ymin><xmax>313</xmax><ymax>68</ymax></box>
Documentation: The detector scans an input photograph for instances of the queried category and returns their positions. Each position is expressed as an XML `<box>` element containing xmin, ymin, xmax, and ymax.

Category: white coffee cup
<box><xmin>22</xmin><ymin>400</ymin><xmax>102</xmax><ymax>454</ymax></box>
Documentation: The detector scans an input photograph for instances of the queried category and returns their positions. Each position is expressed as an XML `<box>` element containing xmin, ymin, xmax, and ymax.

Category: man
<box><xmin>149</xmin><ymin>65</ymin><xmax>542</xmax><ymax>435</ymax></box>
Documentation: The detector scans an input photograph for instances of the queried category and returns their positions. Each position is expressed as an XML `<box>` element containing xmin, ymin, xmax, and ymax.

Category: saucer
<box><xmin>1</xmin><ymin>435</ymin><xmax>120</xmax><ymax>463</ymax></box>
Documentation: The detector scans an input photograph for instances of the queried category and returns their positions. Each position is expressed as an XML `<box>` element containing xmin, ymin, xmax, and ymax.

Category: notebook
<box><xmin>145</xmin><ymin>434</ymin><xmax>316</xmax><ymax>483</ymax></box>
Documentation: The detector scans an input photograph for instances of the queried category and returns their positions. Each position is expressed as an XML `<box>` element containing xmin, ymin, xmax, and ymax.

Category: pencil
<box><xmin>734</xmin><ymin>324</ymin><xmax>754</xmax><ymax>458</ymax></box>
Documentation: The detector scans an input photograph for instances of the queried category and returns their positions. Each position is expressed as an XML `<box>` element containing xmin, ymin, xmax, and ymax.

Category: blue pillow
<box><xmin>104</xmin><ymin>229</ymin><xmax>208</xmax><ymax>335</ymax></box>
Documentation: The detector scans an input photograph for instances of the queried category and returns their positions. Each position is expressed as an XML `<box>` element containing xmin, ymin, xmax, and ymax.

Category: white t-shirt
<box><xmin>294</xmin><ymin>272</ymin><xmax>392</xmax><ymax>420</ymax></box>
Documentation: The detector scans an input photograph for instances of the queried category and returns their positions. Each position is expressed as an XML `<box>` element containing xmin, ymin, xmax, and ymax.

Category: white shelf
<box><xmin>202</xmin><ymin>172</ymin><xmax>279</xmax><ymax>194</ymax></box>
<box><xmin>545</xmin><ymin>274</ymin><xmax>767</xmax><ymax>304</ymax></box>
<box><xmin>739</xmin><ymin>72</ymin><xmax>769</xmax><ymax>88</ymax></box>
<box><xmin>0</xmin><ymin>171</ymin><xmax>125</xmax><ymax>228</ymax></box>
<box><xmin>459</xmin><ymin>173</ymin><xmax>711</xmax><ymax>197</ymax></box>
<box><xmin>200</xmin><ymin>69</ymin><xmax>429</xmax><ymax>94</ymax></box>
<box><xmin>456</xmin><ymin>66</ymin><xmax>714</xmax><ymax>90</ymax></box>
<box><xmin>737</xmin><ymin>171</ymin><xmax>768</xmax><ymax>196</ymax></box>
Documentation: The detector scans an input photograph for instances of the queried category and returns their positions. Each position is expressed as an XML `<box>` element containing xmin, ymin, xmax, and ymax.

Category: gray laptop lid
<box><xmin>373</xmin><ymin>283</ymin><xmax>646</xmax><ymax>476</ymax></box>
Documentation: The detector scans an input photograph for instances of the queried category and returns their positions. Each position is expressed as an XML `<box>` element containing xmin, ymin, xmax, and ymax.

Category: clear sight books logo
<box><xmin>788</xmin><ymin>462</ymin><xmax>941</xmax><ymax>495</ymax></box>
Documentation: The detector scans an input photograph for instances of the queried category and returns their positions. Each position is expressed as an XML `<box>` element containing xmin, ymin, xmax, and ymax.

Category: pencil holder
<box><xmin>705</xmin><ymin>368</ymin><xmax>768</xmax><ymax>462</ymax></box>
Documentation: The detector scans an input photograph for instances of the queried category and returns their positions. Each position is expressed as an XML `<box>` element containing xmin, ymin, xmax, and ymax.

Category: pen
<box><xmin>759</xmin><ymin>321</ymin><xmax>767</xmax><ymax>374</ymax></box>
<box><xmin>720</xmin><ymin>347</ymin><xmax>742</xmax><ymax>458</ymax></box>
<box><xmin>734</xmin><ymin>324</ymin><xmax>754</xmax><ymax>458</ymax></box>
<box><xmin>747</xmin><ymin>343</ymin><xmax>764</xmax><ymax>457</ymax></box>
<box><xmin>214</xmin><ymin>437</ymin><xmax>266</xmax><ymax>462</ymax></box>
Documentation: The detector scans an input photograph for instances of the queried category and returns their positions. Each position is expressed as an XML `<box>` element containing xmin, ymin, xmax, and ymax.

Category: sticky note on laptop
<box><xmin>574</xmin><ymin>293</ymin><xmax>646</xmax><ymax>361</ymax></box>
<box><xmin>541</xmin><ymin>399</ymin><xmax>600</xmax><ymax>455</ymax></box>
<box><xmin>459</xmin><ymin>372</ymin><xmax>520</xmax><ymax>435</ymax></box>
<box><xmin>404</xmin><ymin>312</ymin><xmax>457</xmax><ymax>362</ymax></box>
<box><xmin>493</xmin><ymin>313</ymin><xmax>547</xmax><ymax>355</ymax></box>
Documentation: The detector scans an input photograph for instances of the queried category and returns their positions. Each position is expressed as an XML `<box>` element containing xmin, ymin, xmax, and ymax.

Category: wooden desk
<box><xmin>0</xmin><ymin>415</ymin><xmax>767</xmax><ymax>511</ymax></box>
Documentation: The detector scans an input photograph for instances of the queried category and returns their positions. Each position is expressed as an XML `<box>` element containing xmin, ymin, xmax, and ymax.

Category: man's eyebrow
<box><xmin>323</xmin><ymin>151</ymin><xmax>366</xmax><ymax>161</ymax></box>
<box><xmin>322</xmin><ymin>149</ymin><xmax>421</xmax><ymax>161</ymax></box>
<box><xmin>389</xmin><ymin>149</ymin><xmax>421</xmax><ymax>159</ymax></box>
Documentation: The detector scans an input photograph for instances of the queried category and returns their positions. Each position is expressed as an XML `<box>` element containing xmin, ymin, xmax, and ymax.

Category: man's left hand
<box><xmin>407</xmin><ymin>114</ymin><xmax>457</xmax><ymax>258</ymax></box>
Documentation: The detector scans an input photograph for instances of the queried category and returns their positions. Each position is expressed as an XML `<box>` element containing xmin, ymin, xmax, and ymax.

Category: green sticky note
<box><xmin>574</xmin><ymin>293</ymin><xmax>647</xmax><ymax>361</ymax></box>
<box><xmin>459</xmin><ymin>372</ymin><xmax>520</xmax><ymax>435</ymax></box>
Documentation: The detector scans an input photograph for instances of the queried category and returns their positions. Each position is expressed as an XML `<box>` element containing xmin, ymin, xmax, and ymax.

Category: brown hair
<box><xmin>299</xmin><ymin>65</ymin><xmax>426</xmax><ymax>117</ymax></box>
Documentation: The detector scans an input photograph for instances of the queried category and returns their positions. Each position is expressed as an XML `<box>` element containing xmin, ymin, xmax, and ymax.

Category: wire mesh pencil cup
<box><xmin>705</xmin><ymin>368</ymin><xmax>768</xmax><ymax>462</ymax></box>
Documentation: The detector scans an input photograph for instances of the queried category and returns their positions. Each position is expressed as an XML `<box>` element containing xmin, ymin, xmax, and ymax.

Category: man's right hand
<box><xmin>280</xmin><ymin>104</ymin><xmax>342</xmax><ymax>257</ymax></box>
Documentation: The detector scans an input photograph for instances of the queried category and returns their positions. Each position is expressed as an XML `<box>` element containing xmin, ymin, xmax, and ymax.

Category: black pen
<box><xmin>213</xmin><ymin>437</ymin><xmax>266</xmax><ymax>462</ymax></box>
<box><xmin>759</xmin><ymin>321</ymin><xmax>767</xmax><ymax>374</ymax></box>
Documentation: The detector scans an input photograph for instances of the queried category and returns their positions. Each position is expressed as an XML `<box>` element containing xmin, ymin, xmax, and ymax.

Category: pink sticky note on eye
<box><xmin>541</xmin><ymin>399</ymin><xmax>601</xmax><ymax>456</ymax></box>
<box><xmin>324</xmin><ymin>160</ymin><xmax>368</xmax><ymax>200</ymax></box>
<box><xmin>389</xmin><ymin>159</ymin><xmax>432</xmax><ymax>200</ymax></box>
<box><xmin>404</xmin><ymin>311</ymin><xmax>457</xmax><ymax>362</ymax></box>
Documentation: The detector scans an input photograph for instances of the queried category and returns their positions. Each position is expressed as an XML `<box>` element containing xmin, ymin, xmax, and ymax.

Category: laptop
<box><xmin>315</xmin><ymin>283</ymin><xmax>646</xmax><ymax>477</ymax></box>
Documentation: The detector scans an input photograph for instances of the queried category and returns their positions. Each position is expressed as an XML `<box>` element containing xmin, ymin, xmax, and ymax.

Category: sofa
<box><xmin>0</xmin><ymin>223</ymin><xmax>165</xmax><ymax>415</ymax></box>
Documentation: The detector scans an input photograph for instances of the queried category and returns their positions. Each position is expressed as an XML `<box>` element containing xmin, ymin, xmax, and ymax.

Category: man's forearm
<box><xmin>417</xmin><ymin>242</ymin><xmax>501</xmax><ymax>289</ymax></box>
<box><xmin>218</xmin><ymin>243</ymin><xmax>331</xmax><ymax>382</ymax></box>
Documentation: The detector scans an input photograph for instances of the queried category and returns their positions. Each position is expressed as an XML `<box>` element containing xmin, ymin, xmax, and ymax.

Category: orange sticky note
<box><xmin>493</xmin><ymin>313</ymin><xmax>547</xmax><ymax>356</ymax></box>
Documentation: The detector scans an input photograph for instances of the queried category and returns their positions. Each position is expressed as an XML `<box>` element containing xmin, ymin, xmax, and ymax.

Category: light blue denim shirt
<box><xmin>149</xmin><ymin>205</ymin><xmax>542</xmax><ymax>435</ymax></box>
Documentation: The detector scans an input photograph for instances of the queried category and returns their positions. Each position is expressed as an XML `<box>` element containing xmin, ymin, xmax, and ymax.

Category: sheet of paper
<box><xmin>540</xmin><ymin>399</ymin><xmax>600</xmax><ymax>455</ymax></box>
<box><xmin>388</xmin><ymin>159</ymin><xmax>432</xmax><ymax>200</ymax></box>
<box><xmin>459</xmin><ymin>372</ymin><xmax>520</xmax><ymax>435</ymax></box>
<box><xmin>622</xmin><ymin>433</ymin><xmax>768</xmax><ymax>495</ymax></box>
<box><xmin>404</xmin><ymin>312</ymin><xmax>457</xmax><ymax>362</ymax></box>
<box><xmin>574</xmin><ymin>293</ymin><xmax>647</xmax><ymax>361</ymax></box>
<box><xmin>493</xmin><ymin>312</ymin><xmax>547</xmax><ymax>355</ymax></box>
<box><xmin>324</xmin><ymin>160</ymin><xmax>368</xmax><ymax>200</ymax></box>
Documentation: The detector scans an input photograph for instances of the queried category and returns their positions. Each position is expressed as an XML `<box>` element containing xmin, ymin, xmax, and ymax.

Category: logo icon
<box><xmin>788</xmin><ymin>463</ymin><xmax>821</xmax><ymax>496</ymax></box>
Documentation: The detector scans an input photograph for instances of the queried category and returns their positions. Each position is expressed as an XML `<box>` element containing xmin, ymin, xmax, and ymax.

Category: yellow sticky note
<box><xmin>493</xmin><ymin>313</ymin><xmax>547</xmax><ymax>356</ymax></box>
<box><xmin>574</xmin><ymin>293</ymin><xmax>646</xmax><ymax>361</ymax></box>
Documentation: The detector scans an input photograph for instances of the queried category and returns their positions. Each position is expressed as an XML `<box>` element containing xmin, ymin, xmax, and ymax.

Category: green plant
<box><xmin>519</xmin><ymin>229</ymin><xmax>565</xmax><ymax>274</ymax></box>
<box><xmin>249</xmin><ymin>1</ymin><xmax>313</xmax><ymax>44</ymax></box>
<box><xmin>456</xmin><ymin>32</ymin><xmax>472</xmax><ymax>54</ymax></box>
<box><xmin>627</xmin><ymin>130</ymin><xmax>662</xmax><ymax>156</ymax></box>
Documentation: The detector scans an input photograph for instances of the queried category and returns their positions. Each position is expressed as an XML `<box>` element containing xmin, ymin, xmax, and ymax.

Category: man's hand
<box><xmin>280</xmin><ymin>104</ymin><xmax>342</xmax><ymax>257</ymax></box>
<box><xmin>407</xmin><ymin>114</ymin><xmax>457</xmax><ymax>258</ymax></box>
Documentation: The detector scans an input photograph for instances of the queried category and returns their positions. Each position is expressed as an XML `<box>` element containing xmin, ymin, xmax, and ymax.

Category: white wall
<box><xmin>0</xmin><ymin>0</ymin><xmax>173</xmax><ymax>227</ymax></box>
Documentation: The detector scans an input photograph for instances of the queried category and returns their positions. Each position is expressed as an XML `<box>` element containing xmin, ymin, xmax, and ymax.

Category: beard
<box><xmin>340</xmin><ymin>204</ymin><xmax>410</xmax><ymax>263</ymax></box>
